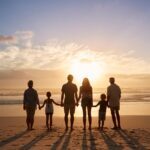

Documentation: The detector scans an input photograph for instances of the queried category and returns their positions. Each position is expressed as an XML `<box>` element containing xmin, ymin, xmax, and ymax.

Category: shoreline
<box><xmin>0</xmin><ymin>115</ymin><xmax>150</xmax><ymax>129</ymax></box>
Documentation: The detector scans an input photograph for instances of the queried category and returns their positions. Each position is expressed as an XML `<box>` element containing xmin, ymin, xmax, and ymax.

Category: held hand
<box><xmin>75</xmin><ymin>102</ymin><xmax>79</xmax><ymax>107</ymax></box>
<box><xmin>61</xmin><ymin>102</ymin><xmax>64</xmax><ymax>107</ymax></box>
<box><xmin>23</xmin><ymin>105</ymin><xmax>26</xmax><ymax>110</ymax></box>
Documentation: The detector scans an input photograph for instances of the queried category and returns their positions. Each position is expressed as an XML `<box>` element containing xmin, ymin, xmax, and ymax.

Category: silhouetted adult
<box><xmin>23</xmin><ymin>80</ymin><xmax>40</xmax><ymax>130</ymax></box>
<box><xmin>107</xmin><ymin>77</ymin><xmax>121</xmax><ymax>130</ymax></box>
<box><xmin>61</xmin><ymin>74</ymin><xmax>78</xmax><ymax>131</ymax></box>
<box><xmin>78</xmin><ymin>78</ymin><xmax>93</xmax><ymax>130</ymax></box>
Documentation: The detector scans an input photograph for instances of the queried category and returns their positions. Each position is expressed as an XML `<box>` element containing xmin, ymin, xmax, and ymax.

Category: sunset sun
<box><xmin>71</xmin><ymin>60</ymin><xmax>103</xmax><ymax>81</ymax></box>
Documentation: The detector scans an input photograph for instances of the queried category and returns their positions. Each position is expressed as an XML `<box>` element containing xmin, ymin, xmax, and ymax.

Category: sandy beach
<box><xmin>0</xmin><ymin>116</ymin><xmax>150</xmax><ymax>149</ymax></box>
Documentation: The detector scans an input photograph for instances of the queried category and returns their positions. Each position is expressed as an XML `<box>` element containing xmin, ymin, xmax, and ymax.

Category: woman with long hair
<box><xmin>78</xmin><ymin>77</ymin><xmax>93</xmax><ymax>130</ymax></box>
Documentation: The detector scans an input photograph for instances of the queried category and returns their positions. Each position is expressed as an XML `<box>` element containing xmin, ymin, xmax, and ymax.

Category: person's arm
<box><xmin>107</xmin><ymin>87</ymin><xmax>110</xmax><ymax>103</ymax></box>
<box><xmin>35</xmin><ymin>90</ymin><xmax>40</xmax><ymax>108</ymax></box>
<box><xmin>92</xmin><ymin>101</ymin><xmax>100</xmax><ymax>107</ymax></box>
<box><xmin>61</xmin><ymin>86</ymin><xmax>64</xmax><ymax>106</ymax></box>
<box><xmin>52</xmin><ymin>99</ymin><xmax>61</xmax><ymax>106</ymax></box>
<box><xmin>119</xmin><ymin>86</ymin><xmax>121</xmax><ymax>99</ymax></box>
<box><xmin>40</xmin><ymin>100</ymin><xmax>46</xmax><ymax>109</ymax></box>
<box><xmin>78</xmin><ymin>87</ymin><xmax>81</xmax><ymax>103</ymax></box>
<box><xmin>23</xmin><ymin>91</ymin><xmax>26</xmax><ymax>110</ymax></box>
<box><xmin>91</xmin><ymin>87</ymin><xmax>93</xmax><ymax>106</ymax></box>
<box><xmin>75</xmin><ymin>85</ymin><xmax>78</xmax><ymax>106</ymax></box>
<box><xmin>106</xmin><ymin>100</ymin><xmax>109</xmax><ymax>107</ymax></box>
<box><xmin>75</xmin><ymin>92</ymin><xmax>78</xmax><ymax>106</ymax></box>
<box><xmin>36</xmin><ymin>91</ymin><xmax>40</xmax><ymax>105</ymax></box>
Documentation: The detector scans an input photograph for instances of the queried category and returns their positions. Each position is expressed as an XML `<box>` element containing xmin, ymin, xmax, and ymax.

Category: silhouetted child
<box><xmin>93</xmin><ymin>93</ymin><xmax>107</xmax><ymax>130</ymax></box>
<box><xmin>40</xmin><ymin>91</ymin><xmax>61</xmax><ymax>131</ymax></box>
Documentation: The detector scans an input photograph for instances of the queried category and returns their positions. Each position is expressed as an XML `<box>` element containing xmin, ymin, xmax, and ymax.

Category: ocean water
<box><xmin>0</xmin><ymin>88</ymin><xmax>150</xmax><ymax>116</ymax></box>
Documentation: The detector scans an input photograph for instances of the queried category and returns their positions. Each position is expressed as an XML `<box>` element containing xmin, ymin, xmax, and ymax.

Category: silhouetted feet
<box><xmin>118</xmin><ymin>126</ymin><xmax>122</xmax><ymax>130</ymax></box>
<box><xmin>100</xmin><ymin>127</ymin><xmax>104</xmax><ymax>131</ymax></box>
<box><xmin>111</xmin><ymin>127</ymin><xmax>118</xmax><ymax>130</ymax></box>
<box><xmin>71</xmin><ymin>128</ymin><xmax>74</xmax><ymax>131</ymax></box>
<box><xmin>88</xmin><ymin>126</ymin><xmax>91</xmax><ymax>130</ymax></box>
<box><xmin>65</xmin><ymin>126</ymin><xmax>68</xmax><ymax>131</ymax></box>
<box><xmin>83</xmin><ymin>126</ymin><xmax>86</xmax><ymax>130</ymax></box>
<box><xmin>26</xmin><ymin>128</ymin><xmax>30</xmax><ymax>131</ymax></box>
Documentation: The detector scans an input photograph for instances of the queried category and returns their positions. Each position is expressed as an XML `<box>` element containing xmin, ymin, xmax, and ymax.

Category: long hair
<box><xmin>82</xmin><ymin>78</ymin><xmax>91</xmax><ymax>92</ymax></box>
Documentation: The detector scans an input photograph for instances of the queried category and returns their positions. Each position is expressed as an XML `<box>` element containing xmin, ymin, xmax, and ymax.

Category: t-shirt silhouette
<box><xmin>107</xmin><ymin>83</ymin><xmax>121</xmax><ymax>107</ymax></box>
<box><xmin>24</xmin><ymin>88</ymin><xmax>39</xmax><ymax>108</ymax></box>
<box><xmin>61</xmin><ymin>82</ymin><xmax>77</xmax><ymax>105</ymax></box>
<box><xmin>98</xmin><ymin>100</ymin><xmax>107</xmax><ymax>112</ymax></box>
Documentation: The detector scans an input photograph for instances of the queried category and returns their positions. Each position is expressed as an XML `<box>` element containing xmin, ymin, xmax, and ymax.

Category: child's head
<box><xmin>100</xmin><ymin>93</ymin><xmax>106</xmax><ymax>101</ymax></box>
<box><xmin>46</xmin><ymin>91</ymin><xmax>51</xmax><ymax>98</ymax></box>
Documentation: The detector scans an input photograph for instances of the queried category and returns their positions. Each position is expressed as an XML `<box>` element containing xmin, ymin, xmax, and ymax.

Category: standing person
<box><xmin>61</xmin><ymin>74</ymin><xmax>78</xmax><ymax>131</ymax></box>
<box><xmin>78</xmin><ymin>78</ymin><xmax>93</xmax><ymax>130</ymax></box>
<box><xmin>107</xmin><ymin>77</ymin><xmax>121</xmax><ymax>130</ymax></box>
<box><xmin>92</xmin><ymin>93</ymin><xmax>107</xmax><ymax>130</ymax></box>
<box><xmin>23</xmin><ymin>80</ymin><xmax>40</xmax><ymax>130</ymax></box>
<box><xmin>39</xmin><ymin>91</ymin><xmax>61</xmax><ymax>131</ymax></box>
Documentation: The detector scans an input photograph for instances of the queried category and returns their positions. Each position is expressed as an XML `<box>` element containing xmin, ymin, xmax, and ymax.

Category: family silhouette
<box><xmin>23</xmin><ymin>75</ymin><xmax>121</xmax><ymax>131</ymax></box>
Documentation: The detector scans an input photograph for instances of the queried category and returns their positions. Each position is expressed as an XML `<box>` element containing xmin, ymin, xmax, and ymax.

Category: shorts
<box><xmin>64</xmin><ymin>104</ymin><xmax>75</xmax><ymax>115</ymax></box>
<box><xmin>110</xmin><ymin>106</ymin><xmax>120</xmax><ymax>111</ymax></box>
<box><xmin>99</xmin><ymin>111</ymin><xmax>106</xmax><ymax>121</ymax></box>
<box><xmin>26</xmin><ymin>106</ymin><xmax>36</xmax><ymax>118</ymax></box>
<box><xmin>81</xmin><ymin>98</ymin><xmax>92</xmax><ymax>107</ymax></box>
<box><xmin>46</xmin><ymin>113</ymin><xmax>53</xmax><ymax>115</ymax></box>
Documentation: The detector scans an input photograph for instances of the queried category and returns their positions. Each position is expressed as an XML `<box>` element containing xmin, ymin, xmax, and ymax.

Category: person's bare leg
<box><xmin>64</xmin><ymin>110</ymin><xmax>69</xmax><ymax>131</ymax></box>
<box><xmin>101</xmin><ymin>120</ymin><xmax>104</xmax><ymax>130</ymax></box>
<box><xmin>46</xmin><ymin>114</ymin><xmax>49</xmax><ymax>130</ymax></box>
<box><xmin>111</xmin><ymin>109</ymin><xmax>117</xmax><ymax>129</ymax></box>
<box><xmin>30</xmin><ymin>116</ymin><xmax>34</xmax><ymax>130</ymax></box>
<box><xmin>116</xmin><ymin>110</ymin><xmax>121</xmax><ymax>129</ymax></box>
<box><xmin>98</xmin><ymin>119</ymin><xmax>100</xmax><ymax>129</ymax></box>
<box><xmin>82</xmin><ymin>106</ymin><xmax>86</xmax><ymax>130</ymax></box>
<box><xmin>88</xmin><ymin>106</ymin><xmax>92</xmax><ymax>130</ymax></box>
<box><xmin>26</xmin><ymin>116</ymin><xmax>30</xmax><ymax>130</ymax></box>
<box><xmin>70</xmin><ymin>113</ymin><xmax>74</xmax><ymax>130</ymax></box>
<box><xmin>50</xmin><ymin>114</ymin><xmax>53</xmax><ymax>129</ymax></box>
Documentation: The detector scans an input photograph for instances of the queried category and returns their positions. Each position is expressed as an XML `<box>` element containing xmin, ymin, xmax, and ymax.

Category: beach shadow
<box><xmin>100</xmin><ymin>131</ymin><xmax>123</xmax><ymax>150</ymax></box>
<box><xmin>117</xmin><ymin>129</ymin><xmax>146</xmax><ymax>149</ymax></box>
<box><xmin>20</xmin><ymin>131</ymin><xmax>48</xmax><ymax>150</ymax></box>
<box><xmin>82</xmin><ymin>131</ymin><xmax>88</xmax><ymax>150</ymax></box>
<box><xmin>51</xmin><ymin>130</ymin><xmax>67</xmax><ymax>150</ymax></box>
<box><xmin>89</xmin><ymin>131</ymin><xmax>96</xmax><ymax>150</ymax></box>
<box><xmin>0</xmin><ymin>130</ymin><xmax>28</xmax><ymax>147</ymax></box>
<box><xmin>61</xmin><ymin>130</ymin><xmax>72</xmax><ymax>149</ymax></box>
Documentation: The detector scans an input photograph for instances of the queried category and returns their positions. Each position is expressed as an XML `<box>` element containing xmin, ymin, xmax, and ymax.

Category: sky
<box><xmin>0</xmin><ymin>0</ymin><xmax>150</xmax><ymax>88</ymax></box>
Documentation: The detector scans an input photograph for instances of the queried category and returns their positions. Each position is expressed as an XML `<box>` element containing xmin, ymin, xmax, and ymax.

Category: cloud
<box><xmin>0</xmin><ymin>35</ymin><xmax>16</xmax><ymax>44</ymax></box>
<box><xmin>15</xmin><ymin>31</ymin><xmax>34</xmax><ymax>48</ymax></box>
<box><xmin>15</xmin><ymin>31</ymin><xmax>33</xmax><ymax>39</ymax></box>
<box><xmin>0</xmin><ymin>31</ymin><xmax>150</xmax><ymax>74</ymax></box>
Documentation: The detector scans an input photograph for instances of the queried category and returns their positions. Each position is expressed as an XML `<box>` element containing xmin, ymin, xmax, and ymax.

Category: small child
<box><xmin>40</xmin><ymin>91</ymin><xmax>61</xmax><ymax>130</ymax></box>
<box><xmin>93</xmin><ymin>93</ymin><xmax>107</xmax><ymax>130</ymax></box>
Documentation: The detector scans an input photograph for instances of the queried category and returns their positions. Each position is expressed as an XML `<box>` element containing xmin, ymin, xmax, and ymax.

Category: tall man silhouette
<box><xmin>61</xmin><ymin>74</ymin><xmax>78</xmax><ymax>131</ymax></box>
<box><xmin>107</xmin><ymin>77</ymin><xmax>121</xmax><ymax>130</ymax></box>
<box><xmin>23</xmin><ymin>80</ymin><xmax>40</xmax><ymax>130</ymax></box>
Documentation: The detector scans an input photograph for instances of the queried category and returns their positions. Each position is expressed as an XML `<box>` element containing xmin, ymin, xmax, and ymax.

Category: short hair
<box><xmin>67</xmin><ymin>74</ymin><xmax>73</xmax><ymax>81</ymax></box>
<box><xmin>46</xmin><ymin>91</ymin><xmax>51</xmax><ymax>97</ymax></box>
<box><xmin>101</xmin><ymin>93</ymin><xmax>106</xmax><ymax>100</ymax></box>
<box><xmin>109</xmin><ymin>77</ymin><xmax>115</xmax><ymax>83</ymax></box>
<box><xmin>28</xmin><ymin>80</ymin><xmax>33</xmax><ymax>87</ymax></box>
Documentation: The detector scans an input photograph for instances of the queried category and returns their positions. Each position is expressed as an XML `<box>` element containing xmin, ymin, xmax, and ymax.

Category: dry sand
<box><xmin>0</xmin><ymin>116</ymin><xmax>150</xmax><ymax>149</ymax></box>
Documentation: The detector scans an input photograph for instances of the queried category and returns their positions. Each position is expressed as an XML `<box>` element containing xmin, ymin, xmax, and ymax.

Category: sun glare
<box><xmin>71</xmin><ymin>60</ymin><xmax>103</xmax><ymax>82</ymax></box>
